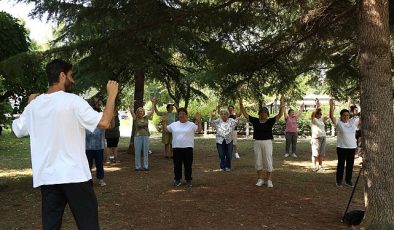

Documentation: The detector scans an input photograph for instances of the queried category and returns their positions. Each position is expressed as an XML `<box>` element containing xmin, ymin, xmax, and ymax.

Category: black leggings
<box><xmin>336</xmin><ymin>147</ymin><xmax>356</xmax><ymax>184</ymax></box>
<box><xmin>173</xmin><ymin>147</ymin><xmax>193</xmax><ymax>181</ymax></box>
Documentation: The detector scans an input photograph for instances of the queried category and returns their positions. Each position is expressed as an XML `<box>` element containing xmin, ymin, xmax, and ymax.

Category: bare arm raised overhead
<box><xmin>239</xmin><ymin>98</ymin><xmax>249</xmax><ymax>119</ymax></box>
<box><xmin>129</xmin><ymin>100</ymin><xmax>137</xmax><ymax>120</ymax></box>
<box><xmin>98</xmin><ymin>81</ymin><xmax>119</xmax><ymax>129</ymax></box>
<box><xmin>329</xmin><ymin>98</ymin><xmax>337</xmax><ymax>125</ymax></box>
<box><xmin>146</xmin><ymin>97</ymin><xmax>157</xmax><ymax>120</ymax></box>
<box><xmin>275</xmin><ymin>95</ymin><xmax>285</xmax><ymax>123</ymax></box>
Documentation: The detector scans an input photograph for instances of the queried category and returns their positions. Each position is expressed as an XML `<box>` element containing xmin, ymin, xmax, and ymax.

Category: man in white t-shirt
<box><xmin>12</xmin><ymin>59</ymin><xmax>118</xmax><ymax>230</ymax></box>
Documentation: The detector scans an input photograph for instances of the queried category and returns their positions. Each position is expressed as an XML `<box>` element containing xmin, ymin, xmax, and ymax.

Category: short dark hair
<box><xmin>228</xmin><ymin>105</ymin><xmax>234</xmax><ymax>110</ymax></box>
<box><xmin>350</xmin><ymin>105</ymin><xmax>358</xmax><ymax>113</ymax></box>
<box><xmin>166</xmin><ymin>103</ymin><xmax>174</xmax><ymax>110</ymax></box>
<box><xmin>177</xmin><ymin>107</ymin><xmax>188</xmax><ymax>115</ymax></box>
<box><xmin>46</xmin><ymin>59</ymin><xmax>72</xmax><ymax>86</ymax></box>
<box><xmin>340</xmin><ymin>109</ymin><xmax>350</xmax><ymax>116</ymax></box>
<box><xmin>288</xmin><ymin>109</ymin><xmax>294</xmax><ymax>114</ymax></box>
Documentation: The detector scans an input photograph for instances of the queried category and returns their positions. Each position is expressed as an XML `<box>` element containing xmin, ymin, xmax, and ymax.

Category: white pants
<box><xmin>253</xmin><ymin>140</ymin><xmax>273</xmax><ymax>172</ymax></box>
<box><xmin>232</xmin><ymin>130</ymin><xmax>238</xmax><ymax>145</ymax></box>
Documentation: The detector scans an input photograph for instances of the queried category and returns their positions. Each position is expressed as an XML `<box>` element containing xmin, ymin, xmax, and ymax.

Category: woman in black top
<box><xmin>239</xmin><ymin>96</ymin><xmax>285</xmax><ymax>188</ymax></box>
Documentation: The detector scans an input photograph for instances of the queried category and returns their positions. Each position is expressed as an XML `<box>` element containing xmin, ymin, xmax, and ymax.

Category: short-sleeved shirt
<box><xmin>311</xmin><ymin>118</ymin><xmax>326</xmax><ymax>138</ymax></box>
<box><xmin>157</xmin><ymin>111</ymin><xmax>177</xmax><ymax>125</ymax></box>
<box><xmin>166</xmin><ymin>121</ymin><xmax>198</xmax><ymax>148</ymax></box>
<box><xmin>12</xmin><ymin>91</ymin><xmax>102</xmax><ymax>188</ymax></box>
<box><xmin>86</xmin><ymin>128</ymin><xmax>105</xmax><ymax>150</ymax></box>
<box><xmin>134</xmin><ymin>117</ymin><xmax>150</xmax><ymax>136</ymax></box>
<box><xmin>248</xmin><ymin>116</ymin><xmax>276</xmax><ymax>140</ymax></box>
<box><xmin>211</xmin><ymin>118</ymin><xmax>237</xmax><ymax>144</ymax></box>
<box><xmin>105</xmin><ymin>115</ymin><xmax>120</xmax><ymax>139</ymax></box>
<box><xmin>335</xmin><ymin>119</ymin><xmax>358</xmax><ymax>149</ymax></box>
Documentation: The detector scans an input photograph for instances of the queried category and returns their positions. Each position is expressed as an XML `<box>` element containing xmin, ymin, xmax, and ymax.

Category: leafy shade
<box><xmin>0</xmin><ymin>52</ymin><xmax>47</xmax><ymax>112</ymax></box>
<box><xmin>0</xmin><ymin>11</ymin><xmax>30</xmax><ymax>62</ymax></box>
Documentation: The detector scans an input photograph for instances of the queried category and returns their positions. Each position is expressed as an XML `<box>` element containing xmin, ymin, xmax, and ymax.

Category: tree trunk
<box><xmin>358</xmin><ymin>0</ymin><xmax>394</xmax><ymax>228</ymax></box>
<box><xmin>127</xmin><ymin>69</ymin><xmax>145</xmax><ymax>154</ymax></box>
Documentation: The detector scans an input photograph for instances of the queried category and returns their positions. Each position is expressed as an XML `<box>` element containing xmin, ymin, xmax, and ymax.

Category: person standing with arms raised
<box><xmin>310</xmin><ymin>99</ymin><xmax>330</xmax><ymax>172</ymax></box>
<box><xmin>239</xmin><ymin>96</ymin><xmax>285</xmax><ymax>188</ymax></box>
<box><xmin>12</xmin><ymin>59</ymin><xmax>118</xmax><ymax>230</ymax></box>
<box><xmin>153</xmin><ymin>102</ymin><xmax>177</xmax><ymax>159</ymax></box>
<box><xmin>329</xmin><ymin>99</ymin><xmax>359</xmax><ymax>187</ymax></box>
<box><xmin>162</xmin><ymin>108</ymin><xmax>202</xmax><ymax>187</ymax></box>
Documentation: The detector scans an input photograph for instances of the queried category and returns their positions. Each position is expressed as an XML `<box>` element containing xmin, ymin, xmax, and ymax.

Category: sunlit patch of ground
<box><xmin>0</xmin><ymin>168</ymin><xmax>32</xmax><ymax>178</ymax></box>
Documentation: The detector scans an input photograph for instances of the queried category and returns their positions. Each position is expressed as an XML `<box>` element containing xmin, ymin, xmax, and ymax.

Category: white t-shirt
<box><xmin>166</xmin><ymin>121</ymin><xmax>198</xmax><ymax>148</ymax></box>
<box><xmin>335</xmin><ymin>119</ymin><xmax>358</xmax><ymax>149</ymax></box>
<box><xmin>12</xmin><ymin>91</ymin><xmax>102</xmax><ymax>188</ymax></box>
<box><xmin>311</xmin><ymin>118</ymin><xmax>326</xmax><ymax>138</ymax></box>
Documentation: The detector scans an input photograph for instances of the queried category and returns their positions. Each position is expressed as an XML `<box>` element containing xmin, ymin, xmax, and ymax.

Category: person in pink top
<box><xmin>284</xmin><ymin>103</ymin><xmax>303</xmax><ymax>158</ymax></box>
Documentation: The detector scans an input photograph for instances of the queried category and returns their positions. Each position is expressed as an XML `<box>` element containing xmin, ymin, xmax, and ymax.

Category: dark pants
<box><xmin>40</xmin><ymin>181</ymin><xmax>99</xmax><ymax>230</ymax></box>
<box><xmin>216</xmin><ymin>140</ymin><xmax>233</xmax><ymax>170</ymax></box>
<box><xmin>86</xmin><ymin>149</ymin><xmax>104</xmax><ymax>179</ymax></box>
<box><xmin>336</xmin><ymin>147</ymin><xmax>356</xmax><ymax>184</ymax></box>
<box><xmin>173</xmin><ymin>147</ymin><xmax>193</xmax><ymax>181</ymax></box>
<box><xmin>285</xmin><ymin>132</ymin><xmax>297</xmax><ymax>154</ymax></box>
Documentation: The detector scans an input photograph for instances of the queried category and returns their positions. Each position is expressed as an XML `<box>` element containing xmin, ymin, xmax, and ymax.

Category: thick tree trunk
<box><xmin>358</xmin><ymin>0</ymin><xmax>394</xmax><ymax>228</ymax></box>
<box><xmin>127</xmin><ymin>69</ymin><xmax>145</xmax><ymax>154</ymax></box>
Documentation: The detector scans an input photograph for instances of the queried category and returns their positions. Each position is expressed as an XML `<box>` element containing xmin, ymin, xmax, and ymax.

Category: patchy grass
<box><xmin>0</xmin><ymin>131</ymin><xmax>364</xmax><ymax>229</ymax></box>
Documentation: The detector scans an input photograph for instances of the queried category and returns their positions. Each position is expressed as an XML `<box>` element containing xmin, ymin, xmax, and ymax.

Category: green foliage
<box><xmin>0</xmin><ymin>11</ymin><xmax>41</xmax><ymax>124</ymax></box>
<box><xmin>0</xmin><ymin>11</ymin><xmax>30</xmax><ymax>62</ymax></box>
<box><xmin>0</xmin><ymin>52</ymin><xmax>47</xmax><ymax>113</ymax></box>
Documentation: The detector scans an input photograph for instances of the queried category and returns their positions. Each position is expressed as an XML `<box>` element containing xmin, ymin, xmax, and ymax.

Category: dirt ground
<box><xmin>0</xmin><ymin>136</ymin><xmax>364</xmax><ymax>230</ymax></box>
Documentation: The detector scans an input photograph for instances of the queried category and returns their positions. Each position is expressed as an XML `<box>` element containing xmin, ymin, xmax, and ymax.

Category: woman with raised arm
<box><xmin>310</xmin><ymin>99</ymin><xmax>330</xmax><ymax>172</ymax></box>
<box><xmin>210</xmin><ymin>108</ymin><xmax>238</xmax><ymax>172</ymax></box>
<box><xmin>329</xmin><ymin>99</ymin><xmax>359</xmax><ymax>187</ymax></box>
<box><xmin>153</xmin><ymin>102</ymin><xmax>177</xmax><ymax>159</ymax></box>
<box><xmin>283</xmin><ymin>102</ymin><xmax>304</xmax><ymax>158</ymax></box>
<box><xmin>239</xmin><ymin>96</ymin><xmax>285</xmax><ymax>188</ymax></box>
<box><xmin>162</xmin><ymin>108</ymin><xmax>202</xmax><ymax>187</ymax></box>
<box><xmin>228</xmin><ymin>105</ymin><xmax>242</xmax><ymax>159</ymax></box>
<box><xmin>130</xmin><ymin>98</ymin><xmax>157</xmax><ymax>171</ymax></box>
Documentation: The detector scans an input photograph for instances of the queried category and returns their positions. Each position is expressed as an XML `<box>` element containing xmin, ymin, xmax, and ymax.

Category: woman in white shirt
<box><xmin>329</xmin><ymin>99</ymin><xmax>359</xmax><ymax>188</ymax></box>
<box><xmin>310</xmin><ymin>99</ymin><xmax>329</xmax><ymax>172</ymax></box>
<box><xmin>210</xmin><ymin>109</ymin><xmax>238</xmax><ymax>172</ymax></box>
<box><xmin>162</xmin><ymin>108</ymin><xmax>202</xmax><ymax>187</ymax></box>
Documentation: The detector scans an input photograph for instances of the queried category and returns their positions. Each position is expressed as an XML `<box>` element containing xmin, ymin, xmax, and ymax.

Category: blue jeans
<box><xmin>134</xmin><ymin>135</ymin><xmax>150</xmax><ymax>169</ymax></box>
<box><xmin>86</xmin><ymin>149</ymin><xmax>104</xmax><ymax>179</ymax></box>
<box><xmin>216</xmin><ymin>140</ymin><xmax>233</xmax><ymax>170</ymax></box>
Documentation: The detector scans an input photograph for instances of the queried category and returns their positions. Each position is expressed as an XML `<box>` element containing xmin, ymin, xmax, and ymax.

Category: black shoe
<box><xmin>135</xmin><ymin>168</ymin><xmax>142</xmax><ymax>171</ymax></box>
<box><xmin>144</xmin><ymin>168</ymin><xmax>149</xmax><ymax>171</ymax></box>
<box><xmin>173</xmin><ymin>180</ymin><xmax>181</xmax><ymax>187</ymax></box>
<box><xmin>344</xmin><ymin>181</ymin><xmax>354</xmax><ymax>187</ymax></box>
<box><xmin>336</xmin><ymin>182</ymin><xmax>343</xmax><ymax>188</ymax></box>
<box><xmin>186</xmin><ymin>180</ymin><xmax>192</xmax><ymax>187</ymax></box>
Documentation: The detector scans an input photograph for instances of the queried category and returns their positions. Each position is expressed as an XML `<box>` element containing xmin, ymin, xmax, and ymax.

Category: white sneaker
<box><xmin>291</xmin><ymin>153</ymin><xmax>298</xmax><ymax>158</ymax></box>
<box><xmin>256</xmin><ymin>179</ymin><xmax>264</xmax><ymax>187</ymax></box>
<box><xmin>148</xmin><ymin>150</ymin><xmax>152</xmax><ymax>154</ymax></box>
<box><xmin>98</xmin><ymin>179</ymin><xmax>106</xmax><ymax>187</ymax></box>
<box><xmin>235</xmin><ymin>152</ymin><xmax>240</xmax><ymax>159</ymax></box>
<box><xmin>267</xmin><ymin>180</ymin><xmax>273</xmax><ymax>188</ymax></box>
<box><xmin>284</xmin><ymin>153</ymin><xmax>289</xmax><ymax>158</ymax></box>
